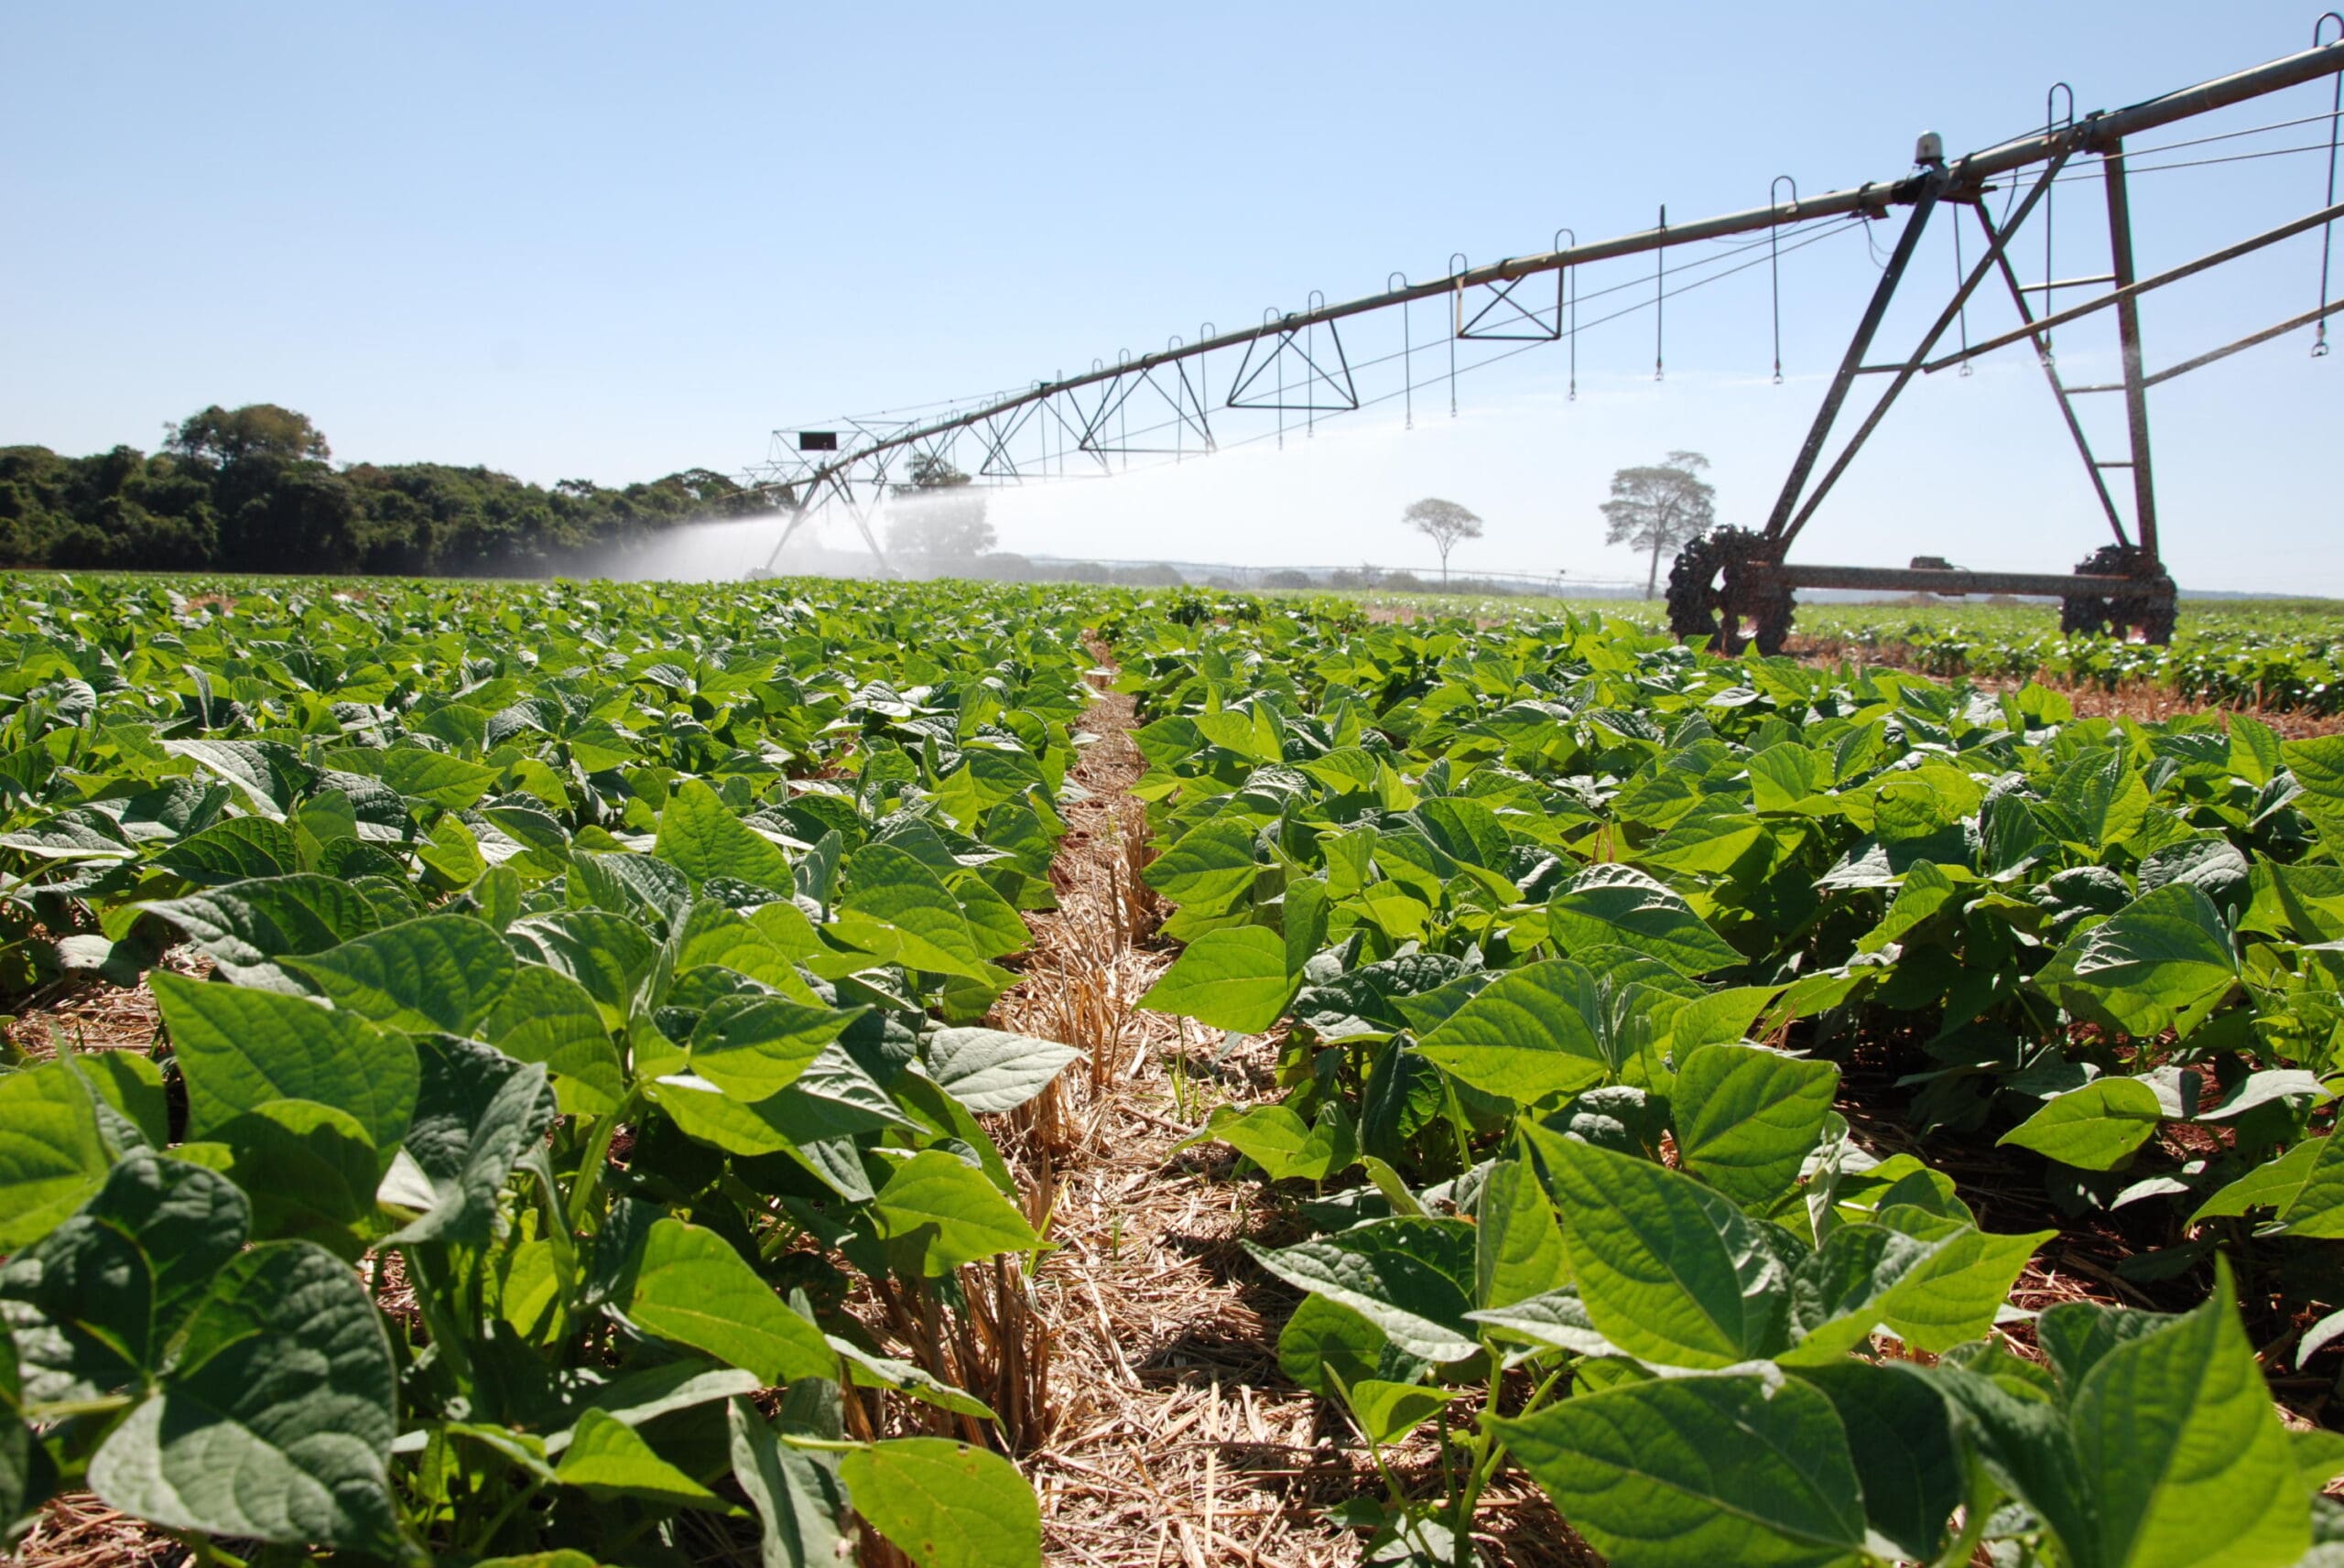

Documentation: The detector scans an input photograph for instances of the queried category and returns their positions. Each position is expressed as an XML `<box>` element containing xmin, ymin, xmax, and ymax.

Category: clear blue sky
<box><xmin>4</xmin><ymin>2</ymin><xmax>2339</xmax><ymax>590</ymax></box>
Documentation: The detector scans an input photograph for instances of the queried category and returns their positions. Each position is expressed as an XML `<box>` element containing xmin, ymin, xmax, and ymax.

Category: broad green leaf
<box><xmin>154</xmin><ymin>972</ymin><xmax>418</xmax><ymax>1163</ymax></box>
<box><xmin>87</xmin><ymin>1241</ymin><xmax>402</xmax><ymax>1556</ymax></box>
<box><xmin>2281</xmin><ymin>734</ymin><xmax>2344</xmax><ymax>843</ymax></box>
<box><xmin>832</xmin><ymin>843</ymin><xmax>992</xmax><ymax>979</ymax></box>
<box><xmin>0</xmin><ymin>1063</ymin><xmax>109</xmax><ymax>1251</ymax></box>
<box><xmin>1413</xmin><ymin>959</ymin><xmax>1608</xmax><ymax>1104</ymax></box>
<box><xmin>1539</xmin><ymin>1135</ymin><xmax>1787</xmax><ymax>1368</ymax></box>
<box><xmin>1463</xmin><ymin>1288</ymin><xmax>1616</xmax><ymax>1356</ymax></box>
<box><xmin>1201</xmin><ymin>1100</ymin><xmax>1356</xmax><ymax>1183</ymax></box>
<box><xmin>730</xmin><ymin>1398</ymin><xmax>852</xmax><ymax>1568</ymax></box>
<box><xmin>1490</xmin><ymin>1373</ymin><xmax>1869</xmax><ymax>1568</ymax></box>
<box><xmin>1474</xmin><ymin>1157</ymin><xmax>1568</xmax><ymax>1311</ymax></box>
<box><xmin>1137</xmin><ymin>924</ymin><xmax>1299</xmax><ymax>1033</ymax></box>
<box><xmin>554</xmin><ymin>1407</ymin><xmax>728</xmax><ymax>1509</ymax></box>
<box><xmin>2274</xmin><ymin>1132</ymin><xmax>2344</xmax><ymax>1238</ymax></box>
<box><xmin>71</xmin><ymin>1049</ymin><xmax>168</xmax><ymax>1150</ymax></box>
<box><xmin>480</xmin><ymin>965</ymin><xmax>625</xmax><ymax>1115</ymax></box>
<box><xmin>0</xmin><ymin>1152</ymin><xmax>249</xmax><ymax>1394</ymax></box>
<box><xmin>389</xmin><ymin>1038</ymin><xmax>556</xmax><ymax>1246</ymax></box>
<box><xmin>2039</xmin><ymin>883</ymin><xmax>2239</xmax><ymax>1040</ymax></box>
<box><xmin>623</xmin><ymin>1218</ymin><xmax>837</xmax><ymax>1384</ymax></box>
<box><xmin>1341</xmin><ymin>1379</ymin><xmax>1455</xmax><ymax>1446</ymax></box>
<box><xmin>1547</xmin><ymin>863</ymin><xmax>1740</xmax><ymax>977</ymax></box>
<box><xmin>871</xmin><ymin>1150</ymin><xmax>1042</xmax><ymax>1274</ymax></box>
<box><xmin>1246</xmin><ymin>1218</ymin><xmax>1480</xmax><ymax>1362</ymax></box>
<box><xmin>657</xmin><ymin>778</ymin><xmax>797</xmax><ymax>892</ymax></box>
<box><xmin>283</xmin><ymin>914</ymin><xmax>519</xmax><ymax>1036</ymax></box>
<box><xmin>1791</xmin><ymin>1360</ymin><xmax>1962</xmax><ymax>1563</ymax></box>
<box><xmin>1999</xmin><ymin>1078</ymin><xmax>2166</xmax><ymax>1171</ymax></box>
<box><xmin>924</xmin><ymin>1026</ymin><xmax>1080</xmax><ymax>1114</ymax></box>
<box><xmin>1142</xmin><ymin>815</ymin><xmax>1258</xmax><ymax>914</ymax></box>
<box><xmin>839</xmin><ymin>1437</ymin><xmax>1041</xmax><ymax>1568</ymax></box>
<box><xmin>372</xmin><ymin>745</ymin><xmax>501</xmax><ymax>808</ymax></box>
<box><xmin>2068</xmin><ymin>1263</ymin><xmax>2309</xmax><ymax>1568</ymax></box>
<box><xmin>206</xmin><ymin>1099</ymin><xmax>381</xmax><ymax>1253</ymax></box>
<box><xmin>2188</xmin><ymin>1137</ymin><xmax>2320</xmax><ymax>1225</ymax></box>
<box><xmin>142</xmin><ymin>873</ymin><xmax>384</xmax><ymax>984</ymax></box>
<box><xmin>1873</xmin><ymin>1206</ymin><xmax>2048</xmax><ymax>1354</ymax></box>
<box><xmin>1277</xmin><ymin>1292</ymin><xmax>1427</xmax><ymax>1396</ymax></box>
<box><xmin>1671</xmin><ymin>1044</ymin><xmax>1838</xmax><ymax>1207</ymax></box>
<box><xmin>688</xmin><ymin>994</ymin><xmax>864</xmax><ymax>1101</ymax></box>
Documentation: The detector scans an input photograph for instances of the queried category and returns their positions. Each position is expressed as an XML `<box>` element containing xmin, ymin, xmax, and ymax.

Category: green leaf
<box><xmin>1490</xmin><ymin>1373</ymin><xmax>1869</xmax><ymax>1568</ymax></box>
<box><xmin>479</xmin><ymin>964</ymin><xmax>625</xmax><ymax>1115</ymax></box>
<box><xmin>154</xmin><ymin>972</ymin><xmax>418</xmax><ymax>1164</ymax></box>
<box><xmin>207</xmin><ymin>1099</ymin><xmax>382</xmax><ymax>1254</ymax></box>
<box><xmin>1538</xmin><ymin>1135</ymin><xmax>1787</xmax><ymax>1368</ymax></box>
<box><xmin>1277</xmin><ymin>1293</ymin><xmax>1427</xmax><ymax>1397</ymax></box>
<box><xmin>1999</xmin><ymin>1078</ymin><xmax>2166</xmax><ymax>1171</ymax></box>
<box><xmin>2068</xmin><ymin>1262</ymin><xmax>2309</xmax><ymax>1568</ymax></box>
<box><xmin>924</xmin><ymin>1026</ymin><xmax>1080</xmax><ymax>1114</ymax></box>
<box><xmin>87</xmin><ymin>1241</ymin><xmax>403</xmax><ymax>1556</ymax></box>
<box><xmin>872</xmin><ymin>1150</ymin><xmax>1043</xmax><ymax>1274</ymax></box>
<box><xmin>389</xmin><ymin>1038</ymin><xmax>556</xmax><ymax>1246</ymax></box>
<box><xmin>1873</xmin><ymin>1206</ymin><xmax>2048</xmax><ymax>1354</ymax></box>
<box><xmin>1474</xmin><ymin>1157</ymin><xmax>1568</xmax><ymax>1311</ymax></box>
<box><xmin>71</xmin><ymin>1049</ymin><xmax>169</xmax><ymax>1150</ymax></box>
<box><xmin>839</xmin><ymin>1437</ymin><xmax>1041</xmax><ymax>1568</ymax></box>
<box><xmin>730</xmin><ymin>1398</ymin><xmax>852</xmax><ymax>1568</ymax></box>
<box><xmin>2281</xmin><ymin>734</ymin><xmax>2344</xmax><ymax>844</ymax></box>
<box><xmin>2274</xmin><ymin>1131</ymin><xmax>2344</xmax><ymax>1239</ymax></box>
<box><xmin>657</xmin><ymin>778</ymin><xmax>797</xmax><ymax>892</ymax></box>
<box><xmin>1790</xmin><ymin>1360</ymin><xmax>1962</xmax><ymax>1563</ymax></box>
<box><xmin>1137</xmin><ymin>924</ymin><xmax>1300</xmax><ymax>1033</ymax></box>
<box><xmin>1413</xmin><ymin>959</ymin><xmax>1609</xmax><ymax>1104</ymax></box>
<box><xmin>0</xmin><ymin>1062</ymin><xmax>110</xmax><ymax>1251</ymax></box>
<box><xmin>1547</xmin><ymin>863</ymin><xmax>1740</xmax><ymax>977</ymax></box>
<box><xmin>554</xmin><ymin>1407</ymin><xmax>728</xmax><ymax>1509</ymax></box>
<box><xmin>1463</xmin><ymin>1288</ymin><xmax>1616</xmax><ymax>1356</ymax></box>
<box><xmin>1142</xmin><ymin>815</ymin><xmax>1258</xmax><ymax>914</ymax></box>
<box><xmin>2039</xmin><ymin>883</ymin><xmax>2239</xmax><ymax>1040</ymax></box>
<box><xmin>1341</xmin><ymin>1379</ymin><xmax>1455</xmax><ymax>1446</ymax></box>
<box><xmin>141</xmin><ymin>873</ymin><xmax>384</xmax><ymax>983</ymax></box>
<box><xmin>832</xmin><ymin>843</ymin><xmax>993</xmax><ymax>979</ymax></box>
<box><xmin>1670</xmin><ymin>1044</ymin><xmax>1838</xmax><ymax>1207</ymax></box>
<box><xmin>688</xmin><ymin>994</ymin><xmax>864</xmax><ymax>1102</ymax></box>
<box><xmin>372</xmin><ymin>744</ymin><xmax>501</xmax><ymax>808</ymax></box>
<box><xmin>1197</xmin><ymin>1101</ymin><xmax>1356</xmax><ymax>1184</ymax></box>
<box><xmin>1245</xmin><ymin>1218</ymin><xmax>1480</xmax><ymax>1363</ymax></box>
<box><xmin>623</xmin><ymin>1218</ymin><xmax>837</xmax><ymax>1384</ymax></box>
<box><xmin>283</xmin><ymin>914</ymin><xmax>519</xmax><ymax>1035</ymax></box>
<box><xmin>0</xmin><ymin>1152</ymin><xmax>249</xmax><ymax>1393</ymax></box>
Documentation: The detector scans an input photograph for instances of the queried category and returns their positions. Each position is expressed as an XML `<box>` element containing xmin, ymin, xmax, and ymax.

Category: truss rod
<box><xmin>776</xmin><ymin>38</ymin><xmax>2341</xmax><ymax>500</ymax></box>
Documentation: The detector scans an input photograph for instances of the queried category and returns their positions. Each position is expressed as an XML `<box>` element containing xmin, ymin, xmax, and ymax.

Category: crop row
<box><xmin>1109</xmin><ymin>594</ymin><xmax>2342</xmax><ymax>1566</ymax></box>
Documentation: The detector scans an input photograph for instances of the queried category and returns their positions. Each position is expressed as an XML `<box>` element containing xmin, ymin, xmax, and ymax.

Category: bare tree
<box><xmin>1402</xmin><ymin>498</ymin><xmax>1483</xmax><ymax>587</ymax></box>
<box><xmin>1601</xmin><ymin>451</ymin><xmax>1715</xmax><ymax>599</ymax></box>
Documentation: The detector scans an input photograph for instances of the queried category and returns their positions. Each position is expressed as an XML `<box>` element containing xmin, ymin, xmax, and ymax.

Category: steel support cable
<box><xmin>1002</xmin><ymin>218</ymin><xmax>1873</xmax><ymax>468</ymax></box>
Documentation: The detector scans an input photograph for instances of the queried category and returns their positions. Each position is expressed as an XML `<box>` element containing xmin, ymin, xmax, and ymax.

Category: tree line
<box><xmin>0</xmin><ymin>404</ymin><xmax>788</xmax><ymax>578</ymax></box>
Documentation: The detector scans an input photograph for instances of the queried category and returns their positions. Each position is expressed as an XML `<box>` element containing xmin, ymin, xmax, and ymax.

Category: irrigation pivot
<box><xmin>754</xmin><ymin>27</ymin><xmax>2344</xmax><ymax>644</ymax></box>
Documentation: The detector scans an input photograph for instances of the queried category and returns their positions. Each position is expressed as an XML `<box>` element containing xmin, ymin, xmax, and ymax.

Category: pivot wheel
<box><xmin>1666</xmin><ymin>526</ymin><xmax>1796</xmax><ymax>655</ymax></box>
<box><xmin>2059</xmin><ymin>544</ymin><xmax>2176</xmax><ymax>644</ymax></box>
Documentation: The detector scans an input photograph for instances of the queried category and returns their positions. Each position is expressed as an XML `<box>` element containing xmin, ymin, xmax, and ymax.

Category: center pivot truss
<box><xmin>751</xmin><ymin>29</ymin><xmax>2343</xmax><ymax>617</ymax></box>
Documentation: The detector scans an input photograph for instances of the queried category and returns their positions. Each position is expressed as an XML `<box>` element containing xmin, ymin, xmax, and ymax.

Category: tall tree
<box><xmin>1402</xmin><ymin>497</ymin><xmax>1483</xmax><ymax>587</ymax></box>
<box><xmin>166</xmin><ymin>404</ymin><xmax>331</xmax><ymax>468</ymax></box>
<box><xmin>1601</xmin><ymin>450</ymin><xmax>1715</xmax><ymax>599</ymax></box>
<box><xmin>887</xmin><ymin>454</ymin><xmax>994</xmax><ymax>559</ymax></box>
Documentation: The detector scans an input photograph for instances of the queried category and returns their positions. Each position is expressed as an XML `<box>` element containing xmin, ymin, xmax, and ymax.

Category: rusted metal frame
<box><xmin>1761</xmin><ymin>167</ymin><xmax>1948</xmax><ymax>549</ymax></box>
<box><xmin>1974</xmin><ymin>202</ymin><xmax>2132</xmax><ymax>545</ymax></box>
<box><xmin>1775</xmin><ymin>152</ymin><xmax>2071</xmax><ymax>547</ymax></box>
<box><xmin>2066</xmin><ymin>297</ymin><xmax>2344</xmax><ymax>390</ymax></box>
<box><xmin>780</xmin><ymin>41</ymin><xmax>2344</xmax><ymax>499</ymax></box>
<box><xmin>1749</xmin><ymin>562</ymin><xmax>2176</xmax><ymax>597</ymax></box>
<box><xmin>2100</xmin><ymin>140</ymin><xmax>2160</xmax><ymax>561</ymax></box>
<box><xmin>1923</xmin><ymin>196</ymin><xmax>2344</xmax><ymax>373</ymax></box>
<box><xmin>974</xmin><ymin>402</ymin><xmax>1042</xmax><ymax>480</ymax></box>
